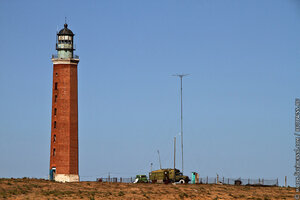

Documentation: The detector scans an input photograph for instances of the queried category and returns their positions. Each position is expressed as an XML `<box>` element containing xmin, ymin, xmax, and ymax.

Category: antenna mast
<box><xmin>173</xmin><ymin>73</ymin><xmax>189</xmax><ymax>174</ymax></box>
<box><xmin>174</xmin><ymin>136</ymin><xmax>176</xmax><ymax>182</ymax></box>
<box><xmin>157</xmin><ymin>150</ymin><xmax>162</xmax><ymax>169</ymax></box>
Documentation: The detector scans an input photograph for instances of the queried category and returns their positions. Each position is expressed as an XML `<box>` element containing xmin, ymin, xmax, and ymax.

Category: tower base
<box><xmin>54</xmin><ymin>174</ymin><xmax>79</xmax><ymax>183</ymax></box>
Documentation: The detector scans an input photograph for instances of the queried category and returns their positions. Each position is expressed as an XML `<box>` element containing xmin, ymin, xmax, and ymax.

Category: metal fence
<box><xmin>95</xmin><ymin>176</ymin><xmax>278</xmax><ymax>186</ymax></box>
<box><xmin>96</xmin><ymin>177</ymin><xmax>135</xmax><ymax>183</ymax></box>
<box><xmin>198</xmin><ymin>177</ymin><xmax>278</xmax><ymax>186</ymax></box>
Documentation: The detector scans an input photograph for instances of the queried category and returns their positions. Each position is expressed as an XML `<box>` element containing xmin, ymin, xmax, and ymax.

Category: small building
<box><xmin>191</xmin><ymin>172</ymin><xmax>199</xmax><ymax>184</ymax></box>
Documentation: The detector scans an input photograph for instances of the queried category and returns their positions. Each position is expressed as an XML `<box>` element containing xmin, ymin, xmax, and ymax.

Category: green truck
<box><xmin>149</xmin><ymin>168</ymin><xmax>190</xmax><ymax>184</ymax></box>
<box><xmin>134</xmin><ymin>175</ymin><xmax>148</xmax><ymax>183</ymax></box>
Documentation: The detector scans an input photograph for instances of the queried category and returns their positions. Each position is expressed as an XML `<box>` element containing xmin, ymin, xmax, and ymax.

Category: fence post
<box><xmin>227</xmin><ymin>178</ymin><xmax>229</xmax><ymax>184</ymax></box>
<box><xmin>248</xmin><ymin>178</ymin><xmax>250</xmax><ymax>185</ymax></box>
<box><xmin>216</xmin><ymin>174</ymin><xmax>219</xmax><ymax>184</ymax></box>
<box><xmin>206</xmin><ymin>176</ymin><xmax>208</xmax><ymax>184</ymax></box>
<box><xmin>285</xmin><ymin>176</ymin><xmax>287</xmax><ymax>187</ymax></box>
<box><xmin>259</xmin><ymin>178</ymin><xmax>260</xmax><ymax>184</ymax></box>
<box><xmin>262</xmin><ymin>179</ymin><xmax>264</xmax><ymax>185</ymax></box>
<box><xmin>131</xmin><ymin>177</ymin><xmax>133</xmax><ymax>183</ymax></box>
<box><xmin>222</xmin><ymin>177</ymin><xmax>224</xmax><ymax>184</ymax></box>
<box><xmin>120</xmin><ymin>177</ymin><xmax>122</xmax><ymax>183</ymax></box>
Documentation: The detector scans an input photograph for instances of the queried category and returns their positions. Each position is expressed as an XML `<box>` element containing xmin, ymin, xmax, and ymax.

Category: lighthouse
<box><xmin>49</xmin><ymin>23</ymin><xmax>79</xmax><ymax>182</ymax></box>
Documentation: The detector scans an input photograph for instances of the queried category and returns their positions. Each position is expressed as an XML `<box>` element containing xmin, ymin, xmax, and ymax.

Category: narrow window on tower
<box><xmin>54</xmin><ymin>108</ymin><xmax>57</xmax><ymax>116</ymax></box>
<box><xmin>55</xmin><ymin>72</ymin><xmax>58</xmax><ymax>77</ymax></box>
<box><xmin>54</xmin><ymin>95</ymin><xmax>57</xmax><ymax>103</ymax></box>
<box><xmin>53</xmin><ymin>135</ymin><xmax>56</xmax><ymax>143</ymax></box>
<box><xmin>53</xmin><ymin>148</ymin><xmax>56</xmax><ymax>156</ymax></box>
<box><xmin>55</xmin><ymin>82</ymin><xmax>58</xmax><ymax>90</ymax></box>
<box><xmin>54</xmin><ymin>121</ymin><xmax>56</xmax><ymax>128</ymax></box>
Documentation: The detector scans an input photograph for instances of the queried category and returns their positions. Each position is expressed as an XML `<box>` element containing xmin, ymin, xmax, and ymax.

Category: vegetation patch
<box><xmin>118</xmin><ymin>190</ymin><xmax>125</xmax><ymax>196</ymax></box>
<box><xmin>179</xmin><ymin>192</ymin><xmax>189</xmax><ymax>199</ymax></box>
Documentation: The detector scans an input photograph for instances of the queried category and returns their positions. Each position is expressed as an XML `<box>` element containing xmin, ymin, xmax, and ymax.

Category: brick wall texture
<box><xmin>50</xmin><ymin>63</ymin><xmax>78</xmax><ymax>175</ymax></box>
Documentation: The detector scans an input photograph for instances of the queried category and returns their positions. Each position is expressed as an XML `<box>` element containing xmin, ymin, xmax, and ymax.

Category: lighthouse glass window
<box><xmin>59</xmin><ymin>36</ymin><xmax>71</xmax><ymax>40</ymax></box>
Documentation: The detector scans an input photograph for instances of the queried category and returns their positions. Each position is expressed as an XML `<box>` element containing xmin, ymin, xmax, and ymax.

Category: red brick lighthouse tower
<box><xmin>49</xmin><ymin>23</ymin><xmax>79</xmax><ymax>182</ymax></box>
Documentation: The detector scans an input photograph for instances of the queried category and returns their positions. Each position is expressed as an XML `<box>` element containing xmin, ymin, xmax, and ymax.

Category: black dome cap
<box><xmin>58</xmin><ymin>24</ymin><xmax>74</xmax><ymax>36</ymax></box>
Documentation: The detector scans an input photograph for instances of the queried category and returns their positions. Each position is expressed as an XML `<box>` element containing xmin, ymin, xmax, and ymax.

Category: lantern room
<box><xmin>56</xmin><ymin>23</ymin><xmax>75</xmax><ymax>59</ymax></box>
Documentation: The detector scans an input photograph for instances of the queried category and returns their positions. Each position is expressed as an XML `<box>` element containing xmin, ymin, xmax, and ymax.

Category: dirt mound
<box><xmin>0</xmin><ymin>178</ymin><xmax>295</xmax><ymax>199</ymax></box>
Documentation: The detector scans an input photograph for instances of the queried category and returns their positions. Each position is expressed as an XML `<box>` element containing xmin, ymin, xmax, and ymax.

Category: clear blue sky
<box><xmin>0</xmin><ymin>0</ymin><xmax>299</xmax><ymax>186</ymax></box>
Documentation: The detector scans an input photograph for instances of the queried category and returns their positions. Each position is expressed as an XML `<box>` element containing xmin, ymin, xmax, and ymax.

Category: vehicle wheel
<box><xmin>179</xmin><ymin>179</ymin><xmax>185</xmax><ymax>184</ymax></box>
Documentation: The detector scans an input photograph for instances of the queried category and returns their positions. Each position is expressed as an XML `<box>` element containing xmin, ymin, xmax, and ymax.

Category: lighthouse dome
<box><xmin>58</xmin><ymin>24</ymin><xmax>74</xmax><ymax>36</ymax></box>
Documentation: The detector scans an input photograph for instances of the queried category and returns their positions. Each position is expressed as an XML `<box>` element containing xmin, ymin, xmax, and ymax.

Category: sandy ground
<box><xmin>0</xmin><ymin>178</ymin><xmax>296</xmax><ymax>199</ymax></box>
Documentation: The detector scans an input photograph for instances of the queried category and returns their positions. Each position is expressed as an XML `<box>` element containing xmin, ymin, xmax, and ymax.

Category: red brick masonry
<box><xmin>50</xmin><ymin>63</ymin><xmax>78</xmax><ymax>175</ymax></box>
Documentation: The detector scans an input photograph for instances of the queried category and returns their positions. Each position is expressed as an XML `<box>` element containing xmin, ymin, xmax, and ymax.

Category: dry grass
<box><xmin>0</xmin><ymin>178</ymin><xmax>296</xmax><ymax>199</ymax></box>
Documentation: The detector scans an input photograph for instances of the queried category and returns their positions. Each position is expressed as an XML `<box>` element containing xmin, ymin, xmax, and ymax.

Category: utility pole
<box><xmin>173</xmin><ymin>74</ymin><xmax>189</xmax><ymax>174</ymax></box>
<box><xmin>174</xmin><ymin>136</ymin><xmax>176</xmax><ymax>182</ymax></box>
